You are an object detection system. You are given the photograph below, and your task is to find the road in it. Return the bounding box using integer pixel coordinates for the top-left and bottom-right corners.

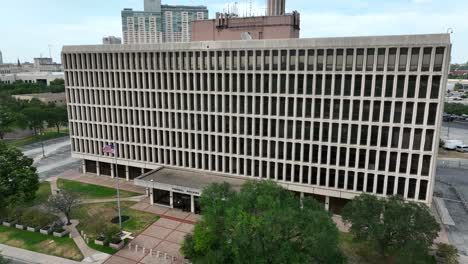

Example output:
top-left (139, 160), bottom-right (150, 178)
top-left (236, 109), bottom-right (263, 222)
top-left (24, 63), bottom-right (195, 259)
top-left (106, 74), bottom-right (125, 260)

top-left (19, 136), bottom-right (80, 180)
top-left (441, 121), bottom-right (468, 143)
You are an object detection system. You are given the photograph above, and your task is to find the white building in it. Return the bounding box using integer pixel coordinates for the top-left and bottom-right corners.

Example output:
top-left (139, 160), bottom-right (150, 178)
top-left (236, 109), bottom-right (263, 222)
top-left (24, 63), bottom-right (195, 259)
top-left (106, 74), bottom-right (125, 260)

top-left (62, 34), bottom-right (451, 213)
top-left (0, 51), bottom-right (3, 65)
top-left (0, 72), bottom-right (64, 85)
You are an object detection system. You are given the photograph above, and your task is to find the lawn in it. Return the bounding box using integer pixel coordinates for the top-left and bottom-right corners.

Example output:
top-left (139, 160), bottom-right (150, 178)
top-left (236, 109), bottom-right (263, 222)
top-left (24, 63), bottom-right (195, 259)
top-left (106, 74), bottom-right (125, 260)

top-left (72, 201), bottom-right (159, 254)
top-left (0, 225), bottom-right (83, 261)
top-left (7, 129), bottom-right (69, 148)
top-left (338, 233), bottom-right (436, 264)
top-left (57, 179), bottom-right (140, 199)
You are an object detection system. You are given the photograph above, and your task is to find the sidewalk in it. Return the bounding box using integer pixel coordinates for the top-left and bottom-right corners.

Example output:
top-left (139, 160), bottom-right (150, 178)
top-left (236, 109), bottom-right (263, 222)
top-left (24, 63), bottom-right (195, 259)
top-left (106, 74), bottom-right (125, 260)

top-left (0, 243), bottom-right (81, 264)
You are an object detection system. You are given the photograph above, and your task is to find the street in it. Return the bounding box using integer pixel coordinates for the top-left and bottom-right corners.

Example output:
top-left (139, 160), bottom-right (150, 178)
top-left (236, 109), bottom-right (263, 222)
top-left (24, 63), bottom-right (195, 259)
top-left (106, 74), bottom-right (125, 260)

top-left (19, 136), bottom-right (80, 180)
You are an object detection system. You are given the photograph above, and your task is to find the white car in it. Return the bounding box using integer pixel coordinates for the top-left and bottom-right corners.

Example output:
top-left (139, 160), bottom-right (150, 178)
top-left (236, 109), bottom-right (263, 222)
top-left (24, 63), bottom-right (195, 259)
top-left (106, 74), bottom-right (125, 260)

top-left (456, 145), bottom-right (468, 153)
top-left (444, 140), bottom-right (464, 150)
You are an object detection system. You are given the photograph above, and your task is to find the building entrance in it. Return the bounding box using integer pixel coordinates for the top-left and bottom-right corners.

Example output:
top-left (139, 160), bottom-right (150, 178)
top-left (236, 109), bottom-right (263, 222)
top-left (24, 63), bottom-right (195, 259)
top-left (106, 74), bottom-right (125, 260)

top-left (153, 189), bottom-right (170, 206)
top-left (173, 192), bottom-right (191, 212)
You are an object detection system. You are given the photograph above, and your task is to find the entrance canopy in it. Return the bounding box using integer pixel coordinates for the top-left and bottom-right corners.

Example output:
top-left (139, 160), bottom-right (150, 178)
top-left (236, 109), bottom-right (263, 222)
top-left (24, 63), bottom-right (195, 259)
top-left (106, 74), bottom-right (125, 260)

top-left (135, 167), bottom-right (246, 196)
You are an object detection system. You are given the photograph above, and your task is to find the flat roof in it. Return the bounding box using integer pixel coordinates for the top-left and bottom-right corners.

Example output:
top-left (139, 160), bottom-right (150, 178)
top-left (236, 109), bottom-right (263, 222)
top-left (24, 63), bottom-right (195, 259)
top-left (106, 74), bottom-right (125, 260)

top-left (63, 33), bottom-right (451, 53)
top-left (137, 167), bottom-right (245, 192)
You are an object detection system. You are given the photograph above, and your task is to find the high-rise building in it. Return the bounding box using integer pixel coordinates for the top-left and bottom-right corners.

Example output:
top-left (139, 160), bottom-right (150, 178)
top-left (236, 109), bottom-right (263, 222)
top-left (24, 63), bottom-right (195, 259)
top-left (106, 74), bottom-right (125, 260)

top-left (62, 34), bottom-right (451, 214)
top-left (0, 51), bottom-right (3, 65)
top-left (267, 0), bottom-right (286, 16)
top-left (103, 36), bottom-right (122, 45)
top-left (121, 0), bottom-right (208, 44)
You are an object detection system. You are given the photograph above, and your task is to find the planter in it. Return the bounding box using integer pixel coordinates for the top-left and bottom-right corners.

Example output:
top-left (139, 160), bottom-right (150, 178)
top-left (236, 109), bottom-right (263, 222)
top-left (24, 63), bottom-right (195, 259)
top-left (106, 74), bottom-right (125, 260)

top-left (2, 220), bottom-right (17, 227)
top-left (40, 225), bottom-right (53, 235)
top-left (109, 240), bottom-right (124, 250)
top-left (53, 230), bottom-right (70, 237)
top-left (27, 226), bottom-right (40, 232)
top-left (94, 239), bottom-right (106, 246)
top-left (15, 224), bottom-right (25, 230)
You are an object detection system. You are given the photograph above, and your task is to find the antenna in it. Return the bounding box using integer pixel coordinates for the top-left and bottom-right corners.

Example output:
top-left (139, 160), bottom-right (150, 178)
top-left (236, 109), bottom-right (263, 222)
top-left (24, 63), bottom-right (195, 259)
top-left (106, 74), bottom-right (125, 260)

top-left (249, 0), bottom-right (252, 16)
top-left (48, 44), bottom-right (52, 59)
top-left (447, 28), bottom-right (454, 34)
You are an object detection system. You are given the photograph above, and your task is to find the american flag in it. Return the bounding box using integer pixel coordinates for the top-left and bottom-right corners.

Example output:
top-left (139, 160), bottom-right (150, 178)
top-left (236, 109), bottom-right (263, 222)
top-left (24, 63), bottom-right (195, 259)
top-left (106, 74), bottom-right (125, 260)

top-left (103, 144), bottom-right (116, 155)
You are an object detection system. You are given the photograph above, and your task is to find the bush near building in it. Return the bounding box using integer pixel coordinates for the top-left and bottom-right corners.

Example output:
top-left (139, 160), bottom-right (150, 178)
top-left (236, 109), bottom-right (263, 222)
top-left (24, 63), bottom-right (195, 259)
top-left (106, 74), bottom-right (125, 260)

top-left (182, 181), bottom-right (346, 264)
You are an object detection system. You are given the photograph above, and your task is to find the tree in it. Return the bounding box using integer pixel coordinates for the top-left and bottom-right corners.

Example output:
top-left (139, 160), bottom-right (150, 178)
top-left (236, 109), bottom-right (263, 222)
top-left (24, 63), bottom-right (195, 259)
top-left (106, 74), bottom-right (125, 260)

top-left (342, 194), bottom-right (439, 262)
top-left (453, 82), bottom-right (463, 91)
top-left (0, 108), bottom-right (18, 140)
top-left (182, 181), bottom-right (346, 264)
top-left (47, 190), bottom-right (80, 225)
top-left (21, 99), bottom-right (48, 135)
top-left (0, 141), bottom-right (39, 208)
top-left (46, 104), bottom-right (68, 134)
top-left (0, 254), bottom-right (10, 264)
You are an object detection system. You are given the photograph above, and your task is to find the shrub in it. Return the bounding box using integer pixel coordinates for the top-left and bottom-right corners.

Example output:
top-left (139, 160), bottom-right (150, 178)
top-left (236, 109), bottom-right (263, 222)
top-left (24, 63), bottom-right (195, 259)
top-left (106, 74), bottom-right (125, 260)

top-left (436, 243), bottom-right (459, 264)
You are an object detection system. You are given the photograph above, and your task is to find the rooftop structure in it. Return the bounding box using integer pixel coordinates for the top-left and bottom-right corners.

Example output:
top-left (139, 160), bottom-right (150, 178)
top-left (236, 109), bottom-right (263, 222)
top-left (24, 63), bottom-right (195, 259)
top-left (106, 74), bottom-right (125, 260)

top-left (0, 72), bottom-right (64, 85)
top-left (191, 11), bottom-right (300, 41)
top-left (63, 34), bottom-right (451, 214)
top-left (267, 0), bottom-right (286, 16)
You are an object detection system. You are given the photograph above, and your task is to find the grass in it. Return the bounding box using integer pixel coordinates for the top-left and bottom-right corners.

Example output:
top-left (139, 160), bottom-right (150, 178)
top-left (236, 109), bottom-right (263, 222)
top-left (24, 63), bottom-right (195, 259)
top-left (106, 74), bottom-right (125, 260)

top-left (7, 128), bottom-right (69, 148)
top-left (87, 240), bottom-right (118, 255)
top-left (339, 233), bottom-right (436, 264)
top-left (72, 201), bottom-right (159, 239)
top-left (71, 201), bottom-right (159, 254)
top-left (57, 179), bottom-right (140, 199)
top-left (0, 225), bottom-right (83, 261)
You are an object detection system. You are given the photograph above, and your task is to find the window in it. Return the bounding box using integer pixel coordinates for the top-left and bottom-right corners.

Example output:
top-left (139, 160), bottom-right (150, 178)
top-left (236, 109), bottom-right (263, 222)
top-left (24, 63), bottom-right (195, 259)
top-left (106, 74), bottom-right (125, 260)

top-left (422, 47), bottom-right (432, 71)
top-left (377, 48), bottom-right (385, 71)
top-left (356, 49), bottom-right (364, 71)
top-left (336, 49), bottom-right (344, 71)
top-left (307, 50), bottom-right (314, 71)
top-left (388, 48), bottom-right (397, 71)
top-left (410, 48), bottom-right (420, 71)
top-left (366, 48), bottom-right (375, 71)
top-left (317, 50), bottom-right (324, 71)
top-left (326, 49), bottom-right (334, 71)
top-left (399, 48), bottom-right (408, 71)
top-left (434, 47), bottom-right (445, 71)
top-left (345, 49), bottom-right (354, 71)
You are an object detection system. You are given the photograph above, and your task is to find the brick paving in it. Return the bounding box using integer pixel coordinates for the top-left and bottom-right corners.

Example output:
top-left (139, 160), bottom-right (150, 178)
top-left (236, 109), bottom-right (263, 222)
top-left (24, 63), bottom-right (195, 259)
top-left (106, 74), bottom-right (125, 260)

top-left (105, 217), bottom-right (194, 264)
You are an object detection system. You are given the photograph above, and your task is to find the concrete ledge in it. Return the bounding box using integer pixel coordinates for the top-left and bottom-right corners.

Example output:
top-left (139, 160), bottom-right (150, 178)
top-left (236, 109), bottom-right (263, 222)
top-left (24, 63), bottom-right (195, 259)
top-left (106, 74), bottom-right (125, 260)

top-left (434, 197), bottom-right (455, 226)
top-left (0, 243), bottom-right (81, 264)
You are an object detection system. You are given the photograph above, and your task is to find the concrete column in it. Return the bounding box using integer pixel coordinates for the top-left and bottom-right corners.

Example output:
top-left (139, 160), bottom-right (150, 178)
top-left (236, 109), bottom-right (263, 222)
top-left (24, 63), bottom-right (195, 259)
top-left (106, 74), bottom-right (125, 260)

top-left (126, 166), bottom-right (130, 181)
top-left (170, 191), bottom-right (174, 208)
top-left (81, 160), bottom-right (86, 174)
top-left (110, 163), bottom-right (115, 178)
top-left (96, 161), bottom-right (100, 176)
top-left (150, 188), bottom-right (154, 205)
top-left (190, 195), bottom-right (195, 213)
top-left (325, 196), bottom-right (330, 211)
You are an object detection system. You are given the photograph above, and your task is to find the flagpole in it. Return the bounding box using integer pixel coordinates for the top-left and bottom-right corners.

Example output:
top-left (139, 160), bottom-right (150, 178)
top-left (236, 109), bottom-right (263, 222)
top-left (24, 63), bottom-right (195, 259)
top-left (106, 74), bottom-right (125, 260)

top-left (113, 143), bottom-right (123, 230)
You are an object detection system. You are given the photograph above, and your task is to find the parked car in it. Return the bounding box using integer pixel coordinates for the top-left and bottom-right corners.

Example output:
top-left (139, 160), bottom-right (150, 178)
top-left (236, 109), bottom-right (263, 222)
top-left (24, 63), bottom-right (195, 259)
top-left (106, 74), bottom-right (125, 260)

top-left (444, 140), bottom-right (464, 150)
top-left (456, 145), bottom-right (468, 153)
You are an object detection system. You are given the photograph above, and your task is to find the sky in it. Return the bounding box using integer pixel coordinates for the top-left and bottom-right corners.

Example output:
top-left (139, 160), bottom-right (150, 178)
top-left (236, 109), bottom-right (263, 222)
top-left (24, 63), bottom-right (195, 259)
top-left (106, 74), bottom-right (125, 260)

top-left (0, 0), bottom-right (467, 64)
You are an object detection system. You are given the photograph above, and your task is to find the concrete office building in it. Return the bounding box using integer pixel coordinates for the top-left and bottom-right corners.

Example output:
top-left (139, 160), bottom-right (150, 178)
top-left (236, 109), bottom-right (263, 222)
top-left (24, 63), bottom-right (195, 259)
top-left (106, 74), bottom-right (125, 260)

top-left (191, 11), bottom-right (300, 42)
top-left (267, 0), bottom-right (286, 16)
top-left (63, 34), bottom-right (451, 213)
top-left (122, 0), bottom-right (208, 44)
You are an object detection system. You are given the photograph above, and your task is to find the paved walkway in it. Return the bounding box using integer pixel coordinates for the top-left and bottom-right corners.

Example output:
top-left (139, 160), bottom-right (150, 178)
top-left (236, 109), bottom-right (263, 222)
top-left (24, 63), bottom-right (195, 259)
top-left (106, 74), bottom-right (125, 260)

top-left (105, 218), bottom-right (194, 264)
top-left (0, 243), bottom-right (81, 264)
top-left (130, 198), bottom-right (201, 224)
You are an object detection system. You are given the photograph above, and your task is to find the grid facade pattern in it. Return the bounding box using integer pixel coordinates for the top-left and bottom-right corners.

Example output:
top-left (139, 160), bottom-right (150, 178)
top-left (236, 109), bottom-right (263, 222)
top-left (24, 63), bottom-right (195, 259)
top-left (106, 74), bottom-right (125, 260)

top-left (62, 36), bottom-right (451, 203)
top-left (122, 6), bottom-right (208, 44)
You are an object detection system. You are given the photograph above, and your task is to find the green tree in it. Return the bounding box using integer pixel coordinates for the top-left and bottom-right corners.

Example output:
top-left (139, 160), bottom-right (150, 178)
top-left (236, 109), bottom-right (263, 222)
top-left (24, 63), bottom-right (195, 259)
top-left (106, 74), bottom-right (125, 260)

top-left (454, 83), bottom-right (463, 91)
top-left (0, 254), bottom-right (10, 264)
top-left (46, 104), bottom-right (68, 133)
top-left (0, 141), bottom-right (39, 208)
top-left (182, 181), bottom-right (346, 264)
top-left (0, 108), bottom-right (18, 139)
top-left (342, 194), bottom-right (439, 262)
top-left (21, 99), bottom-right (48, 135)
top-left (445, 103), bottom-right (468, 115)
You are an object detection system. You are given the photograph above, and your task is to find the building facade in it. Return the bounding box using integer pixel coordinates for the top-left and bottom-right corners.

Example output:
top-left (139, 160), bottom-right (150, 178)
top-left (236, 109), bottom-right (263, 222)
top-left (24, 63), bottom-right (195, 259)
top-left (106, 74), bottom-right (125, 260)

top-left (267, 0), bottom-right (286, 16)
top-left (62, 34), bottom-right (451, 213)
top-left (121, 3), bottom-right (208, 44)
top-left (0, 51), bottom-right (3, 65)
top-left (191, 12), bottom-right (300, 42)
